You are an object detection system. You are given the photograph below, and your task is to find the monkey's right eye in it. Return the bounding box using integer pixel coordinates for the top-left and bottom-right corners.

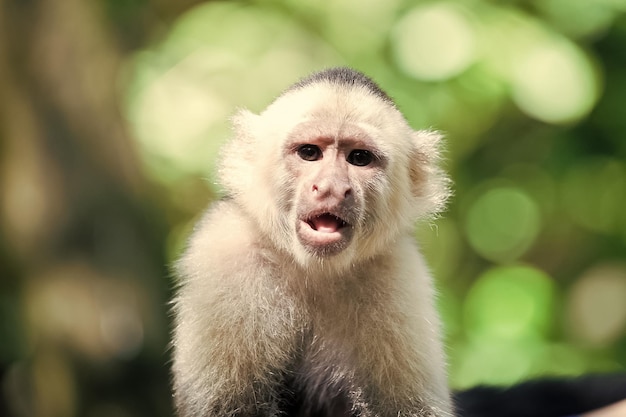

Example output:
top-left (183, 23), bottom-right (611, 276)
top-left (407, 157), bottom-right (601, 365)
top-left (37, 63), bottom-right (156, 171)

top-left (297, 145), bottom-right (322, 161)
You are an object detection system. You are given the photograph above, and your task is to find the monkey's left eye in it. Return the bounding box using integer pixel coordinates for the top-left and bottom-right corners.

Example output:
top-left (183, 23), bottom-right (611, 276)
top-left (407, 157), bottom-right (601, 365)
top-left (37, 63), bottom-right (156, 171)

top-left (347, 150), bottom-right (373, 166)
top-left (297, 145), bottom-right (322, 161)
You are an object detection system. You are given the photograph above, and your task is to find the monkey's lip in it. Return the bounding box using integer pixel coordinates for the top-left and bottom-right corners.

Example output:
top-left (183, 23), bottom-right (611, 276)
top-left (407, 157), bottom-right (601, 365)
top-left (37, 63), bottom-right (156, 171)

top-left (298, 212), bottom-right (351, 248)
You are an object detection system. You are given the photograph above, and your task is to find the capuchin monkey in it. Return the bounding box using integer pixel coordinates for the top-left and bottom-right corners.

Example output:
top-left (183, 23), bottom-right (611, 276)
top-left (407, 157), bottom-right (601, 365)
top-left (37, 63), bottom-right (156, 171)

top-left (171, 67), bottom-right (626, 417)
top-left (172, 67), bottom-right (452, 417)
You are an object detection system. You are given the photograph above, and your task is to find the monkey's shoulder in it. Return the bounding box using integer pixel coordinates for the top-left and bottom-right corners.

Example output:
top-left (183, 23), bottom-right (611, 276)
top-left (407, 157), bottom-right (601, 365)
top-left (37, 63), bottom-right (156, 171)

top-left (201, 199), bottom-right (263, 242)
top-left (176, 200), bottom-right (268, 280)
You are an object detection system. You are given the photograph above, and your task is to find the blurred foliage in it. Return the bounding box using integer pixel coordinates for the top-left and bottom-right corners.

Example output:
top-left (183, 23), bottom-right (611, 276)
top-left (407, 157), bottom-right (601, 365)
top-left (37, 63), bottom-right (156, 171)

top-left (1, 0), bottom-right (625, 416)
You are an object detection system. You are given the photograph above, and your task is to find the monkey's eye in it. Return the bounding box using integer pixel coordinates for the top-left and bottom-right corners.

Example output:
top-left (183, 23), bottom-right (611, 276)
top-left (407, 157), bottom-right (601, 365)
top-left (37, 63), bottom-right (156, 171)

top-left (347, 149), bottom-right (373, 167)
top-left (297, 144), bottom-right (322, 161)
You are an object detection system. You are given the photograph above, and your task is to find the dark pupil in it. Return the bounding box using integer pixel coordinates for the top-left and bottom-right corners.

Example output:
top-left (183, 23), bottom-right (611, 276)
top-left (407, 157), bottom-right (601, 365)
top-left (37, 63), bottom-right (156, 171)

top-left (297, 145), bottom-right (320, 161)
top-left (348, 150), bottom-right (372, 166)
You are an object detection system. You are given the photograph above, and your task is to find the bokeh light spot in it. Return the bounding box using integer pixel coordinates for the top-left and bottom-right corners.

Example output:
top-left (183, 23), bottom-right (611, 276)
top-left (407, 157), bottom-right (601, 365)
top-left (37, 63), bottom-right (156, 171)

top-left (465, 186), bottom-right (541, 262)
top-left (567, 264), bottom-right (626, 347)
top-left (511, 39), bottom-right (598, 124)
top-left (452, 339), bottom-right (539, 388)
top-left (392, 3), bottom-right (476, 81)
top-left (464, 265), bottom-right (555, 341)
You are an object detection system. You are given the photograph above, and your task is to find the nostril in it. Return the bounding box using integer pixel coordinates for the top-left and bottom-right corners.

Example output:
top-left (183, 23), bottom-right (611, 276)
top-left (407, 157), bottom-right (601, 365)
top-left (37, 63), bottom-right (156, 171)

top-left (312, 184), bottom-right (318, 193)
top-left (344, 189), bottom-right (352, 198)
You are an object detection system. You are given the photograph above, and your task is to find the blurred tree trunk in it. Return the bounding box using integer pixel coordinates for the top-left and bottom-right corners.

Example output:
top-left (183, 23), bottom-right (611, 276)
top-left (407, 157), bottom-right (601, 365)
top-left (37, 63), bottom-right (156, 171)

top-left (0, 0), bottom-right (206, 416)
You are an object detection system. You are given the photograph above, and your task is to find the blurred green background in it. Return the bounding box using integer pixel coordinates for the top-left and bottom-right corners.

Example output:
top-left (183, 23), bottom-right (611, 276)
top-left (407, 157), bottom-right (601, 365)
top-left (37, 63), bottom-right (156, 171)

top-left (1, 0), bottom-right (625, 416)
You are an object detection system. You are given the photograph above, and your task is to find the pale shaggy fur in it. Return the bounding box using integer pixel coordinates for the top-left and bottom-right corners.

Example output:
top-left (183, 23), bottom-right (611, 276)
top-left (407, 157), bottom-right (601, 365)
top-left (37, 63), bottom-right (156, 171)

top-left (172, 68), bottom-right (453, 417)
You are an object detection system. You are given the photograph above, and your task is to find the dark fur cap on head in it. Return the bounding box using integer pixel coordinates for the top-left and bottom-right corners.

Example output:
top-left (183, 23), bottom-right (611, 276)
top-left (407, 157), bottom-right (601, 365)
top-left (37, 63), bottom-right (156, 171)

top-left (287, 67), bottom-right (395, 105)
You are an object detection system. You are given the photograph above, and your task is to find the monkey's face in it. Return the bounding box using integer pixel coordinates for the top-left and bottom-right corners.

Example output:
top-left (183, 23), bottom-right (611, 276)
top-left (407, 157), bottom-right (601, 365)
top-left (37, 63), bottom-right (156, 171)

top-left (218, 82), bottom-right (449, 269)
top-left (283, 119), bottom-right (388, 258)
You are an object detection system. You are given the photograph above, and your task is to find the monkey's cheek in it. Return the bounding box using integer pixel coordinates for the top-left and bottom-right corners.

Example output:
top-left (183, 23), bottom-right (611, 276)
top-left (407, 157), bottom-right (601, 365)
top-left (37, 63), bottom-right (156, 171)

top-left (296, 221), bottom-right (353, 256)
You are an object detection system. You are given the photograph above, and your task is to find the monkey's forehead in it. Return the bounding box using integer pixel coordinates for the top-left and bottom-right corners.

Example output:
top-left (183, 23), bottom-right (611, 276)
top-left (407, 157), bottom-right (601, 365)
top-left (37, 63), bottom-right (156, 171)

top-left (262, 81), bottom-right (405, 131)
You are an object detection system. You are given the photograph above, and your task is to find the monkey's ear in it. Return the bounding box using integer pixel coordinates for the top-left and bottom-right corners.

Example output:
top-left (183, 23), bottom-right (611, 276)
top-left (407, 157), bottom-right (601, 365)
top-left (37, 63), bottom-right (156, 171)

top-left (217, 109), bottom-right (262, 196)
top-left (409, 130), bottom-right (451, 218)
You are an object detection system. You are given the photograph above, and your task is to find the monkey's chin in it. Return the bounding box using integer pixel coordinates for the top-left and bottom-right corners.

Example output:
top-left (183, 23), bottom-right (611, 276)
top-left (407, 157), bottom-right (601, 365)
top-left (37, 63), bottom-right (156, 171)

top-left (296, 220), bottom-right (353, 257)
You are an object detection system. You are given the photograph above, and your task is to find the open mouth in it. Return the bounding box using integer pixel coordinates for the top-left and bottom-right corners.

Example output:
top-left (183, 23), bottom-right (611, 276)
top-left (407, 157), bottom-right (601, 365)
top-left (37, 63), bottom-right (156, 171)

top-left (297, 212), bottom-right (353, 254)
top-left (306, 213), bottom-right (348, 233)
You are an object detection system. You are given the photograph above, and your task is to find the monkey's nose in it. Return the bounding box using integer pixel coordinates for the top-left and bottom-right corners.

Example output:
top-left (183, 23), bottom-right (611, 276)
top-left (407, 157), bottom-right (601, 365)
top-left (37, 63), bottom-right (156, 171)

top-left (312, 183), bottom-right (351, 202)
